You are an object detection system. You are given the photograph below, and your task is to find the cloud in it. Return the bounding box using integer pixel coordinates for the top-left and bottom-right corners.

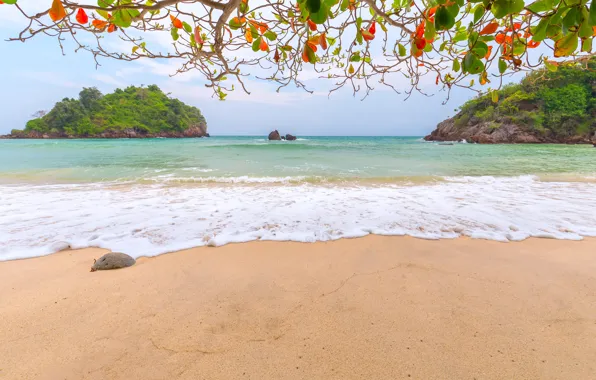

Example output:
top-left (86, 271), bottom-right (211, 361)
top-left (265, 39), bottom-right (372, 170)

top-left (92, 73), bottom-right (122, 86)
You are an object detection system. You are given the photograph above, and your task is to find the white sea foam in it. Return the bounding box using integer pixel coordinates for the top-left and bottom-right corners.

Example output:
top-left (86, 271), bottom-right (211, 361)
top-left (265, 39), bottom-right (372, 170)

top-left (1, 176), bottom-right (596, 261)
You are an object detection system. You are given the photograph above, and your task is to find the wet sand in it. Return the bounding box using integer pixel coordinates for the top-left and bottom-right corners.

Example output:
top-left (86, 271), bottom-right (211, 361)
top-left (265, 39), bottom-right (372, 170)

top-left (1, 236), bottom-right (596, 379)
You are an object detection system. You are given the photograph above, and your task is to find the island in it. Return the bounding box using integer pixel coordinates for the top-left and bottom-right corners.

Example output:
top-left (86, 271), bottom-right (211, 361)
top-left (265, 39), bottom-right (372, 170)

top-left (425, 57), bottom-right (595, 144)
top-left (3, 85), bottom-right (209, 139)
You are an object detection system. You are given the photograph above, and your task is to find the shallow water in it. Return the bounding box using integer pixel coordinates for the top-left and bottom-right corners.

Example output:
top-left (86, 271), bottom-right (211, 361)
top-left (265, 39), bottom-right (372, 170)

top-left (1, 137), bottom-right (595, 260)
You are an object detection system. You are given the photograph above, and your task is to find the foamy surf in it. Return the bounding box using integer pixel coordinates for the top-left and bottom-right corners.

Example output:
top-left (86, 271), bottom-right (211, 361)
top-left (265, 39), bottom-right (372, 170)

top-left (1, 175), bottom-right (596, 261)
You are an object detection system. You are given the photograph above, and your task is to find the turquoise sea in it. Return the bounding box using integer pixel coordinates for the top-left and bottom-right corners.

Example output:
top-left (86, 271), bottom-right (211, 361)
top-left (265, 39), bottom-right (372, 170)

top-left (1, 136), bottom-right (596, 183)
top-left (1, 137), bottom-right (596, 261)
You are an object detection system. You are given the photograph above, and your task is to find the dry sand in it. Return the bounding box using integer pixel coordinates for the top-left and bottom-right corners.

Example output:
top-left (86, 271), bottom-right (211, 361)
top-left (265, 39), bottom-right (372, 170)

top-left (1, 236), bottom-right (596, 380)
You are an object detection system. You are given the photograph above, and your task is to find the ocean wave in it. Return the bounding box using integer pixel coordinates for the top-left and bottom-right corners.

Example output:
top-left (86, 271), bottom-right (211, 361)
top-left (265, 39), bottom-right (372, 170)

top-left (2, 175), bottom-right (596, 261)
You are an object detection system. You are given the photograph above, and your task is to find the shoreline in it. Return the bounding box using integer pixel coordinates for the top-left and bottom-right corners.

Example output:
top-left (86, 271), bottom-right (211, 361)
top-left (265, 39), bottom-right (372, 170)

top-left (2, 235), bottom-right (596, 379)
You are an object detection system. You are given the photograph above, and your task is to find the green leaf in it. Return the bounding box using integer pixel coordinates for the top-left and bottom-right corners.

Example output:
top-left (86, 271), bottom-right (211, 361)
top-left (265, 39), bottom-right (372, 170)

top-left (491, 91), bottom-right (499, 103)
top-left (229, 17), bottom-right (243, 30)
top-left (435, 6), bottom-right (456, 30)
top-left (424, 20), bottom-right (436, 41)
top-left (132, 45), bottom-right (139, 54)
top-left (435, 6), bottom-right (455, 30)
top-left (239, 1), bottom-right (249, 13)
top-left (2, 0), bottom-right (18, 4)
top-left (591, 0), bottom-right (596, 25)
top-left (98, 0), bottom-right (115, 7)
top-left (306, 0), bottom-right (321, 13)
top-left (562, 8), bottom-right (579, 30)
top-left (581, 37), bottom-right (593, 52)
top-left (340, 0), bottom-right (349, 11)
top-left (544, 59), bottom-right (558, 72)
top-left (532, 17), bottom-right (550, 42)
top-left (471, 41), bottom-right (488, 58)
top-left (398, 43), bottom-right (406, 56)
top-left (453, 58), bottom-right (461, 72)
top-left (356, 17), bottom-right (363, 30)
top-left (498, 58), bottom-right (507, 74)
top-left (170, 27), bottom-right (179, 41)
top-left (182, 22), bottom-right (192, 33)
top-left (578, 8), bottom-right (592, 38)
top-left (113, 10), bottom-right (132, 28)
top-left (97, 9), bottom-right (110, 19)
top-left (549, 6), bottom-right (568, 25)
top-left (463, 52), bottom-right (485, 74)
top-left (356, 30), bottom-right (363, 44)
top-left (309, 5), bottom-right (328, 24)
top-left (252, 37), bottom-right (261, 52)
top-left (491, 0), bottom-right (524, 19)
top-left (350, 52), bottom-right (361, 62)
top-left (264, 30), bottom-right (277, 41)
top-left (554, 32), bottom-right (578, 57)
top-left (526, 0), bottom-right (552, 13)
top-left (512, 40), bottom-right (526, 55)
top-left (473, 5), bottom-right (485, 24)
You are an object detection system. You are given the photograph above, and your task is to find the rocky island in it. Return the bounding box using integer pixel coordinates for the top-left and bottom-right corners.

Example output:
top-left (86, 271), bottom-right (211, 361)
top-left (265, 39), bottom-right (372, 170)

top-left (2, 85), bottom-right (209, 139)
top-left (425, 57), bottom-right (595, 144)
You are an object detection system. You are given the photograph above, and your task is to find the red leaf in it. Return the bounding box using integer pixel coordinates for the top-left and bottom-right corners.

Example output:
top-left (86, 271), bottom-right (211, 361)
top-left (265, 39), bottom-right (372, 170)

top-left (368, 21), bottom-right (376, 35)
top-left (479, 22), bottom-right (499, 35)
top-left (415, 23), bottom-right (424, 39)
top-left (415, 37), bottom-right (426, 50)
top-left (435, 74), bottom-right (440, 85)
top-left (362, 29), bottom-right (375, 41)
top-left (307, 19), bottom-right (317, 31)
top-left (495, 33), bottom-right (506, 44)
top-left (49, 0), bottom-right (66, 22)
top-left (274, 49), bottom-right (280, 63)
top-left (170, 15), bottom-right (183, 29)
top-left (76, 8), bottom-right (88, 24)
top-left (306, 41), bottom-right (317, 52)
top-left (513, 22), bottom-right (521, 30)
top-left (108, 23), bottom-right (116, 33)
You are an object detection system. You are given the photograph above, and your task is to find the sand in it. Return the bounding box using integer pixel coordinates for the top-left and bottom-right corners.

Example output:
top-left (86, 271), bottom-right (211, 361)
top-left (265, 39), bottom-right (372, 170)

top-left (1, 236), bottom-right (596, 380)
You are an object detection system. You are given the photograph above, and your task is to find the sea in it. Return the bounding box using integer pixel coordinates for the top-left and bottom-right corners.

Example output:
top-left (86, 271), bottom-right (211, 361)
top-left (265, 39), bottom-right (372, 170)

top-left (1, 136), bottom-right (596, 261)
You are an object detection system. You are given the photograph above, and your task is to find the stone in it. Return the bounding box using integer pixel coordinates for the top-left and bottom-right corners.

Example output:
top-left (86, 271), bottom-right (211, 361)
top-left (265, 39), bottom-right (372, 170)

top-left (268, 130), bottom-right (281, 140)
top-left (285, 134), bottom-right (297, 141)
top-left (91, 252), bottom-right (136, 272)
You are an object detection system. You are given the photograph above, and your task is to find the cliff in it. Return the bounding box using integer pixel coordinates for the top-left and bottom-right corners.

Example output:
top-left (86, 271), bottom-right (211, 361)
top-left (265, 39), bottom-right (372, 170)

top-left (4, 85), bottom-right (208, 139)
top-left (425, 57), bottom-right (596, 144)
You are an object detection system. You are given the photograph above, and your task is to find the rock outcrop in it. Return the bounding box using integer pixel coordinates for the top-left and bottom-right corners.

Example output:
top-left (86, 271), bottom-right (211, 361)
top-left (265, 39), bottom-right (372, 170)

top-left (285, 134), bottom-right (297, 141)
top-left (90, 252), bottom-right (136, 272)
top-left (268, 130), bottom-right (282, 140)
top-left (425, 117), bottom-right (594, 144)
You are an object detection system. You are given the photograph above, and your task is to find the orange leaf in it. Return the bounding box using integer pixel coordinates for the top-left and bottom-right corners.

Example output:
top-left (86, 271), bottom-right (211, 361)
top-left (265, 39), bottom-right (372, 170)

top-left (513, 22), bottom-right (521, 30)
top-left (49, 0), bottom-right (67, 22)
top-left (307, 19), bottom-right (317, 31)
top-left (245, 29), bottom-right (253, 43)
top-left (479, 22), bottom-right (499, 36)
top-left (0, 1), bottom-right (4, 4)
top-left (259, 37), bottom-right (268, 52)
top-left (484, 45), bottom-right (492, 59)
top-left (527, 40), bottom-right (540, 48)
top-left (92, 19), bottom-right (108, 29)
top-left (170, 15), bottom-right (183, 29)
top-left (108, 23), bottom-right (116, 33)
top-left (435, 74), bottom-right (440, 85)
top-left (368, 21), bottom-right (376, 35)
top-left (427, 6), bottom-right (437, 17)
top-left (306, 41), bottom-right (318, 52)
top-left (593, 26), bottom-right (596, 37)
top-left (249, 19), bottom-right (267, 33)
top-left (274, 49), bottom-right (280, 63)
top-left (302, 48), bottom-right (309, 63)
top-left (495, 33), bottom-right (506, 44)
top-left (75, 8), bottom-right (88, 24)
top-left (319, 33), bottom-right (327, 50)
top-left (362, 29), bottom-right (375, 41)
top-left (415, 23), bottom-right (424, 39)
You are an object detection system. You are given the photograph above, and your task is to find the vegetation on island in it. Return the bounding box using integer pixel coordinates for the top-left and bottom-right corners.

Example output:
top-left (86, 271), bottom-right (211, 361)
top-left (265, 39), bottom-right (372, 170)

top-left (424, 56), bottom-right (595, 143)
top-left (454, 56), bottom-right (595, 138)
top-left (3, 0), bottom-right (596, 100)
top-left (10, 85), bottom-right (207, 138)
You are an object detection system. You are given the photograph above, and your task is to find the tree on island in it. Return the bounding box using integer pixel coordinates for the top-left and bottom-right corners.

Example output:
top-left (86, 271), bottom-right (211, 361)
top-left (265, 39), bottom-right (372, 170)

top-left (3, 0), bottom-right (596, 100)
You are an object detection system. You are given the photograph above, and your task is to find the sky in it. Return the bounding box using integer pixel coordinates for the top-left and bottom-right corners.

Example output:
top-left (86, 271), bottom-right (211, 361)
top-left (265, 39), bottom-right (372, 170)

top-left (0, 1), bottom-right (523, 137)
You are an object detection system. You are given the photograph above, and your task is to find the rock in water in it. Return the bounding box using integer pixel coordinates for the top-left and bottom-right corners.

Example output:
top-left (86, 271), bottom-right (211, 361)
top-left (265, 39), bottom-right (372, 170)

top-left (268, 130), bottom-right (281, 140)
top-left (285, 134), bottom-right (297, 141)
top-left (91, 252), bottom-right (136, 272)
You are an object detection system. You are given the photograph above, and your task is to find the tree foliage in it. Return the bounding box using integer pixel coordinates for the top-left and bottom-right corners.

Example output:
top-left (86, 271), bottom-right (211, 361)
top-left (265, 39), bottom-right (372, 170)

top-left (455, 56), bottom-right (596, 136)
top-left (4, 0), bottom-right (596, 99)
top-left (18, 86), bottom-right (206, 136)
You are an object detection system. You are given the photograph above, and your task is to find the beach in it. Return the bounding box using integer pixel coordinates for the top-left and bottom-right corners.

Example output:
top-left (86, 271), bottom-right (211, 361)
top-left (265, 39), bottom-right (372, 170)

top-left (2, 236), bottom-right (596, 379)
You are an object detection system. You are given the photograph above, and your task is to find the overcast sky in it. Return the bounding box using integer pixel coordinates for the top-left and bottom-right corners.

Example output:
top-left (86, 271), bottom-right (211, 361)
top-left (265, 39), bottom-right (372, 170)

top-left (0, 2), bottom-right (523, 137)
